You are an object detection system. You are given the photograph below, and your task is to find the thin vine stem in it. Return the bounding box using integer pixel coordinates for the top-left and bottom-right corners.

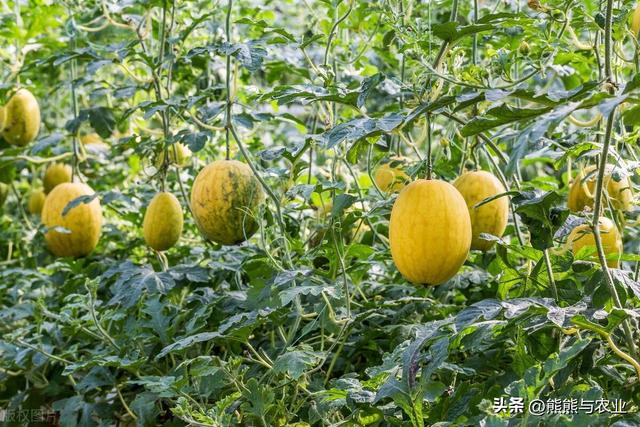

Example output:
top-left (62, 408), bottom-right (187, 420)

top-left (68, 12), bottom-right (80, 181)
top-left (224, 0), bottom-right (233, 160)
top-left (591, 110), bottom-right (638, 359)
top-left (323, 1), bottom-right (354, 68)
top-left (543, 249), bottom-right (558, 301)
top-left (431, 0), bottom-right (458, 70)
top-left (587, 0), bottom-right (638, 360)
top-left (426, 114), bottom-right (432, 179)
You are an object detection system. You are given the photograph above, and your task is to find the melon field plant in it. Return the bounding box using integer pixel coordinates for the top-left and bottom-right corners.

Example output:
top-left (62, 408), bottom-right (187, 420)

top-left (3, 0), bottom-right (640, 425)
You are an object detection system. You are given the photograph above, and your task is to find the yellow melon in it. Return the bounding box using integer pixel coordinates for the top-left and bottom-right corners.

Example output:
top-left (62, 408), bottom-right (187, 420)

top-left (374, 157), bottom-right (410, 193)
top-left (569, 217), bottom-right (622, 268)
top-left (28, 189), bottom-right (46, 215)
top-left (454, 170), bottom-right (509, 251)
top-left (190, 160), bottom-right (264, 245)
top-left (1, 89), bottom-right (40, 146)
top-left (41, 183), bottom-right (102, 257)
top-left (143, 192), bottom-right (183, 251)
top-left (568, 165), bottom-right (632, 212)
top-left (44, 163), bottom-right (73, 194)
top-left (390, 179), bottom-right (472, 285)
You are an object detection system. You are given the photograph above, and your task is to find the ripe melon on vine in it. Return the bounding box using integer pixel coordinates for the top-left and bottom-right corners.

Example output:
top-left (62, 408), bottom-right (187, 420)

top-left (1, 88), bottom-right (41, 146)
top-left (44, 163), bottom-right (73, 194)
top-left (373, 157), bottom-right (410, 193)
top-left (454, 170), bottom-right (509, 251)
top-left (190, 160), bottom-right (264, 245)
top-left (41, 183), bottom-right (102, 257)
top-left (143, 192), bottom-right (183, 251)
top-left (389, 179), bottom-right (471, 285)
top-left (568, 165), bottom-right (632, 212)
top-left (28, 189), bottom-right (46, 215)
top-left (568, 217), bottom-right (622, 268)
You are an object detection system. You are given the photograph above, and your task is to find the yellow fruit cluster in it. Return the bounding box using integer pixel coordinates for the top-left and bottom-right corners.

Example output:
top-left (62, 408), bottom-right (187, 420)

top-left (0, 89), bottom-right (104, 258)
top-left (387, 166), bottom-right (509, 285)
top-left (565, 164), bottom-right (630, 268)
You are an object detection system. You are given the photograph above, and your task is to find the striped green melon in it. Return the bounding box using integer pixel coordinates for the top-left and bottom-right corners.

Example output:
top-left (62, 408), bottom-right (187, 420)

top-left (190, 160), bottom-right (264, 245)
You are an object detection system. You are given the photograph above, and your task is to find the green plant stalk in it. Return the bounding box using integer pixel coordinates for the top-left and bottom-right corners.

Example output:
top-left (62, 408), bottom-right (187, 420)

top-left (478, 146), bottom-right (526, 246)
top-left (116, 384), bottom-right (138, 421)
top-left (225, 0), bottom-right (232, 160)
top-left (323, 1), bottom-right (354, 68)
top-left (603, 0), bottom-right (614, 80)
top-left (13, 1), bottom-right (21, 85)
top-left (397, 0), bottom-right (406, 156)
top-left (69, 36), bottom-right (80, 181)
top-left (229, 120), bottom-right (291, 267)
top-left (432, 0), bottom-right (458, 70)
top-left (605, 333), bottom-right (640, 380)
top-left (14, 338), bottom-right (72, 365)
top-left (425, 115), bottom-right (432, 179)
top-left (590, 0), bottom-right (638, 360)
top-left (592, 111), bottom-right (637, 359)
top-left (366, 144), bottom-right (385, 198)
top-left (10, 183), bottom-right (33, 231)
top-left (342, 157), bottom-right (388, 248)
top-left (543, 249), bottom-right (558, 301)
top-left (85, 282), bottom-right (121, 352)
top-left (330, 223), bottom-right (351, 318)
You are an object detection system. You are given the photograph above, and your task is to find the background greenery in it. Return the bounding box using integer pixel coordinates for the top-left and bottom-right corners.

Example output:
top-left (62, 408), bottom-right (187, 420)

top-left (2, 0), bottom-right (640, 425)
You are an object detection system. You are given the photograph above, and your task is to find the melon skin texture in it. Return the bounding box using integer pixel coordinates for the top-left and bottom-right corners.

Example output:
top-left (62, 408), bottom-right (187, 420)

top-left (28, 189), bottom-right (46, 215)
top-left (374, 157), bottom-right (410, 193)
top-left (389, 179), bottom-right (472, 285)
top-left (44, 163), bottom-right (73, 194)
top-left (1, 89), bottom-right (41, 146)
top-left (190, 160), bottom-right (264, 245)
top-left (143, 192), bottom-right (184, 251)
top-left (42, 183), bottom-right (102, 257)
top-left (454, 170), bottom-right (509, 251)
top-left (569, 217), bottom-right (622, 268)
top-left (568, 165), bottom-right (632, 212)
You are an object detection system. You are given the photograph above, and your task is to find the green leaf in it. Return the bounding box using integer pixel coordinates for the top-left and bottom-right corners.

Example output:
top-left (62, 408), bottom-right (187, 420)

top-left (512, 190), bottom-right (569, 250)
top-left (432, 22), bottom-right (496, 42)
top-left (272, 345), bottom-right (324, 379)
top-left (241, 378), bottom-right (275, 420)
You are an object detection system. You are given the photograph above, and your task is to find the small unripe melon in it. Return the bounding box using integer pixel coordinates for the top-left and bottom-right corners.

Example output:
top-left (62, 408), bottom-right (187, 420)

top-left (0, 183), bottom-right (8, 208)
top-left (28, 189), bottom-right (46, 215)
top-left (154, 143), bottom-right (192, 169)
top-left (143, 192), bottom-right (183, 251)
